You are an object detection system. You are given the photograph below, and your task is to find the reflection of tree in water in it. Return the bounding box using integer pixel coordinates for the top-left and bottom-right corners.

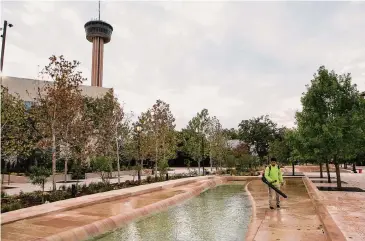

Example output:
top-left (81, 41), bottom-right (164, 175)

top-left (96, 185), bottom-right (251, 241)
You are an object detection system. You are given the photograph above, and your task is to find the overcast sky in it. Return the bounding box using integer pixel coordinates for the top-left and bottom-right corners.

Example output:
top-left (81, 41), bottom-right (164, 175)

top-left (2, 1), bottom-right (365, 130)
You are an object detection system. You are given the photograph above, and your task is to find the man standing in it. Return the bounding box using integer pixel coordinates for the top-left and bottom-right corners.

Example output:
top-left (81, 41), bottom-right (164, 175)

top-left (264, 157), bottom-right (284, 209)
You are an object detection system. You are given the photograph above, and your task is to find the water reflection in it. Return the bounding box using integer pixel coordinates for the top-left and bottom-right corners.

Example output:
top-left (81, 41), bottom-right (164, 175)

top-left (96, 185), bottom-right (252, 241)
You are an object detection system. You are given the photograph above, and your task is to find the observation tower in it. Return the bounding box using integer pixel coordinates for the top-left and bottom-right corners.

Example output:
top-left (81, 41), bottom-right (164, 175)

top-left (84, 2), bottom-right (113, 87)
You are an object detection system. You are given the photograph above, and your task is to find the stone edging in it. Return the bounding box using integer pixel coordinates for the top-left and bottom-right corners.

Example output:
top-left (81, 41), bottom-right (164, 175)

top-left (1, 176), bottom-right (209, 225)
top-left (36, 177), bottom-right (227, 241)
top-left (303, 176), bottom-right (347, 241)
top-left (243, 180), bottom-right (261, 241)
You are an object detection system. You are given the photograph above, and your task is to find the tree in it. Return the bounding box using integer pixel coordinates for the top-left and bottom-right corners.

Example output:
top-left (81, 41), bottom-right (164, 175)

top-left (269, 127), bottom-right (292, 162)
top-left (238, 115), bottom-right (277, 164)
top-left (207, 117), bottom-right (231, 171)
top-left (91, 156), bottom-right (112, 184)
top-left (222, 128), bottom-right (239, 140)
top-left (297, 66), bottom-right (363, 188)
top-left (1, 86), bottom-right (34, 184)
top-left (27, 166), bottom-right (51, 203)
top-left (85, 90), bottom-right (123, 158)
top-left (32, 55), bottom-right (85, 190)
top-left (184, 109), bottom-right (211, 175)
top-left (149, 100), bottom-right (177, 177)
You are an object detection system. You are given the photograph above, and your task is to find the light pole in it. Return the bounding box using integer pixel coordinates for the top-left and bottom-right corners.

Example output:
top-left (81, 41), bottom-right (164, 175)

top-left (136, 125), bottom-right (142, 183)
top-left (201, 128), bottom-right (205, 176)
top-left (1, 20), bottom-right (13, 74)
top-left (150, 111), bottom-right (157, 176)
top-left (196, 125), bottom-right (205, 176)
top-left (115, 121), bottom-right (121, 185)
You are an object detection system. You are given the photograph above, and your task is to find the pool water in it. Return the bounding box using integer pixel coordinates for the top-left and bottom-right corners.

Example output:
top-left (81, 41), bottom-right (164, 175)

top-left (95, 184), bottom-right (252, 241)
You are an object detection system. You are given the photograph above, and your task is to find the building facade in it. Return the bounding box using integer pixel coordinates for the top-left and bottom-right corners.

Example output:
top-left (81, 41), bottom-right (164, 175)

top-left (2, 76), bottom-right (111, 108)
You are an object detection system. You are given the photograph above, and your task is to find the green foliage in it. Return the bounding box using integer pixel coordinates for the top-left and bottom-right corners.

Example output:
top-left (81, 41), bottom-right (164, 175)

top-left (269, 128), bottom-right (293, 164)
top-left (238, 115), bottom-right (278, 160)
top-left (1, 86), bottom-right (34, 160)
top-left (26, 166), bottom-right (51, 203)
top-left (91, 156), bottom-right (113, 183)
top-left (27, 166), bottom-right (51, 191)
top-left (296, 66), bottom-right (364, 187)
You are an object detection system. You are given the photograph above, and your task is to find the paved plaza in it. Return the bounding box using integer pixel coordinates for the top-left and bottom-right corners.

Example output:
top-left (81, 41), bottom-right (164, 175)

top-left (1, 168), bottom-right (197, 196)
top-left (2, 167), bottom-right (365, 241)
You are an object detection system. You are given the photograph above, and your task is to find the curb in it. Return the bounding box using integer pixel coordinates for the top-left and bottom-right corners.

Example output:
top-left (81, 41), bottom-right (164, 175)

top-left (1, 176), bottom-right (209, 225)
top-left (303, 177), bottom-right (347, 241)
top-left (243, 181), bottom-right (260, 241)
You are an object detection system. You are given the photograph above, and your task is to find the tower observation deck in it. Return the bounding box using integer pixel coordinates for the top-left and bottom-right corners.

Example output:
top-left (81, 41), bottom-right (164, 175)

top-left (84, 20), bottom-right (113, 87)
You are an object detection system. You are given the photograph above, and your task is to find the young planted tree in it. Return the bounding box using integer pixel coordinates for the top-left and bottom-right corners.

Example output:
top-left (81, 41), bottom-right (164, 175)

top-left (297, 66), bottom-right (363, 188)
top-left (184, 109), bottom-right (210, 175)
top-left (91, 156), bottom-right (112, 184)
top-left (32, 55), bottom-right (85, 190)
top-left (85, 90), bottom-right (124, 180)
top-left (27, 166), bottom-right (52, 203)
top-left (1, 87), bottom-right (34, 184)
top-left (149, 100), bottom-right (177, 177)
top-left (131, 111), bottom-right (154, 182)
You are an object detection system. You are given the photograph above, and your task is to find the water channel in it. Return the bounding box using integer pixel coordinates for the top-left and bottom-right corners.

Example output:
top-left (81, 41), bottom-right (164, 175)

top-left (95, 184), bottom-right (252, 241)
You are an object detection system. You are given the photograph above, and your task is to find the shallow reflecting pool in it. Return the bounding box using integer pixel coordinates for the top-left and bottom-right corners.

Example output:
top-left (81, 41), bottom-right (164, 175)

top-left (95, 184), bottom-right (252, 241)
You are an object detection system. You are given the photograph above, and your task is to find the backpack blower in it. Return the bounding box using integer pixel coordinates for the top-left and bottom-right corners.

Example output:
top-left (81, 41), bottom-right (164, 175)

top-left (261, 166), bottom-right (288, 198)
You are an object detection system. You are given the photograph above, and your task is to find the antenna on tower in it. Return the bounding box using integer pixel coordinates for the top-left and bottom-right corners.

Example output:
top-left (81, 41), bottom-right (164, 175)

top-left (98, 0), bottom-right (101, 20)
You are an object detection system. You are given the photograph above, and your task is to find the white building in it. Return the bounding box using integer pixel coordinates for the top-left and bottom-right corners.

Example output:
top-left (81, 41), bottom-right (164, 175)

top-left (1, 76), bottom-right (111, 107)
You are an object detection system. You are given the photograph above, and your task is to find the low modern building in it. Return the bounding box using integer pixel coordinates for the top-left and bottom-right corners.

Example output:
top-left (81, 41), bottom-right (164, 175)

top-left (1, 76), bottom-right (111, 108)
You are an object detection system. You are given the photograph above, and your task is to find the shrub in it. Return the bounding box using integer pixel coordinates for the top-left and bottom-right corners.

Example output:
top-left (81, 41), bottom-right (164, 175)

top-left (1, 201), bottom-right (22, 213)
top-left (46, 190), bottom-right (71, 202)
top-left (1, 173), bottom-right (189, 213)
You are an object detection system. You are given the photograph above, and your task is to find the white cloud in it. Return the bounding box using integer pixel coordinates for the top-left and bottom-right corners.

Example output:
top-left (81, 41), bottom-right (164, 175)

top-left (3, 1), bottom-right (365, 130)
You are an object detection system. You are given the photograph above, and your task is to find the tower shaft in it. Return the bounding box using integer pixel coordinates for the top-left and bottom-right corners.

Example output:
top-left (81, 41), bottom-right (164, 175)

top-left (91, 37), bottom-right (104, 87)
top-left (84, 20), bottom-right (112, 87)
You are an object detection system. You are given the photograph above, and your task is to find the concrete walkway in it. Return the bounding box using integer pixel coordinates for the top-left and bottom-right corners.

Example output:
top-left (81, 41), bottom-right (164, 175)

top-left (305, 172), bottom-right (365, 241)
top-left (0, 176), bottom-right (215, 241)
top-left (2, 168), bottom-right (198, 196)
top-left (246, 178), bottom-right (328, 241)
top-left (2, 175), bottom-right (144, 196)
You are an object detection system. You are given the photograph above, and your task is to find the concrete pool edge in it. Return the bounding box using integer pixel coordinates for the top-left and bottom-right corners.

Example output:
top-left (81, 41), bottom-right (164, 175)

top-left (34, 177), bottom-right (228, 241)
top-left (244, 180), bottom-right (260, 241)
top-left (1, 176), bottom-right (210, 225)
top-left (303, 176), bottom-right (347, 241)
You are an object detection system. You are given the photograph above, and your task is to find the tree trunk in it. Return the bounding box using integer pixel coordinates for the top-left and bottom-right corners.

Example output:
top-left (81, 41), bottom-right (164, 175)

top-left (51, 128), bottom-right (57, 191)
top-left (334, 156), bottom-right (341, 188)
top-left (7, 170), bottom-right (10, 185)
top-left (116, 134), bottom-right (121, 185)
top-left (352, 162), bottom-right (357, 173)
top-left (209, 142), bottom-right (213, 172)
top-left (42, 182), bottom-right (45, 204)
top-left (292, 162), bottom-right (295, 176)
top-left (154, 140), bottom-right (158, 178)
top-left (64, 157), bottom-right (68, 183)
top-left (319, 162), bottom-right (323, 178)
top-left (344, 163), bottom-right (347, 169)
top-left (326, 161), bottom-right (331, 183)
